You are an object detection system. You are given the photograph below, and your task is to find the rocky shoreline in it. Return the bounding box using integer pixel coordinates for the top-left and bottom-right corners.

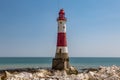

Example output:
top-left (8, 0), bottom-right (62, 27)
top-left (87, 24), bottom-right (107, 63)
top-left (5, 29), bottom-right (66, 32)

top-left (0, 65), bottom-right (120, 80)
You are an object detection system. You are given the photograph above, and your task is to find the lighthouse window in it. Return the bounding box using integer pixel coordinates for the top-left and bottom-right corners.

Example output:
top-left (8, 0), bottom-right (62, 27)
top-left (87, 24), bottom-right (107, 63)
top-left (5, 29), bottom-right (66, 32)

top-left (60, 22), bottom-right (62, 24)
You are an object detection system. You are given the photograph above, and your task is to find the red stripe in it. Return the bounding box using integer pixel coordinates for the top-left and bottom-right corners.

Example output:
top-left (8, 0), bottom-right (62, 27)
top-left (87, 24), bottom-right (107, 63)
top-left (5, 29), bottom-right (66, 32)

top-left (57, 33), bottom-right (67, 46)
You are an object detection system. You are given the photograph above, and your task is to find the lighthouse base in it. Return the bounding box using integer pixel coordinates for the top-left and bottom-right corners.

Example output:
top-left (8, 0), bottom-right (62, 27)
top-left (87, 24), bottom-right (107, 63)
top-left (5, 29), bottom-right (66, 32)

top-left (52, 58), bottom-right (69, 70)
top-left (52, 58), bottom-right (78, 74)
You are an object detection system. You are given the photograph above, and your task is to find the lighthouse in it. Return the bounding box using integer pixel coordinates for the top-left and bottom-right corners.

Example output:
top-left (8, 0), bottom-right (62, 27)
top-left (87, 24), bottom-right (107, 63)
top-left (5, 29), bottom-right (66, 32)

top-left (52, 9), bottom-right (78, 74)
top-left (52, 9), bottom-right (69, 70)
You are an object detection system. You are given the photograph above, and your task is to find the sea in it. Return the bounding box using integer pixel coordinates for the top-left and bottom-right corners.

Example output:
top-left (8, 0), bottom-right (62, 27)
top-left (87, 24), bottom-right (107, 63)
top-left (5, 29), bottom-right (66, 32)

top-left (0, 57), bottom-right (120, 71)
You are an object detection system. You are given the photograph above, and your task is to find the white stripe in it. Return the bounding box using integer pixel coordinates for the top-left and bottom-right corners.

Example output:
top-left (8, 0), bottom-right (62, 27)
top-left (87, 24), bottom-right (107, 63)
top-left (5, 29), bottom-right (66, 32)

top-left (56, 47), bottom-right (68, 53)
top-left (58, 21), bottom-right (66, 33)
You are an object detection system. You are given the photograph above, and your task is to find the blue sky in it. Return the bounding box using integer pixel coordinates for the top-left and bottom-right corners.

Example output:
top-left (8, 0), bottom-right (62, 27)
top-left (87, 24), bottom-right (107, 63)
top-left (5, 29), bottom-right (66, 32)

top-left (0, 0), bottom-right (120, 57)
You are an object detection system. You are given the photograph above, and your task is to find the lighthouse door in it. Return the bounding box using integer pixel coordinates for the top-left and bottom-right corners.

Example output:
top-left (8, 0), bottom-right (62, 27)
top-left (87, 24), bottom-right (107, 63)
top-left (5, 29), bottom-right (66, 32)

top-left (59, 49), bottom-right (62, 53)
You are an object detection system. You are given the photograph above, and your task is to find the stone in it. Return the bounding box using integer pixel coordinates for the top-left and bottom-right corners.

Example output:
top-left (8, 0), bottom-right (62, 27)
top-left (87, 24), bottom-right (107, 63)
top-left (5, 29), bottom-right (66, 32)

top-left (66, 66), bottom-right (78, 75)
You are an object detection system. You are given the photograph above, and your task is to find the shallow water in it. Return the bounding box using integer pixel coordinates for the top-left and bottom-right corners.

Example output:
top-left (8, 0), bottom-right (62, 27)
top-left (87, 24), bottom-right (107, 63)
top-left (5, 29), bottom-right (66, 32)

top-left (0, 57), bottom-right (120, 70)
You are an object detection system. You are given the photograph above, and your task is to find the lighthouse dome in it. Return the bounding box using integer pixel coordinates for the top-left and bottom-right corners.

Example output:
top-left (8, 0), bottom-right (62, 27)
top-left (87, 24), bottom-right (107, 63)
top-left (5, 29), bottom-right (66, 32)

top-left (57, 9), bottom-right (66, 21)
top-left (59, 9), bottom-right (65, 15)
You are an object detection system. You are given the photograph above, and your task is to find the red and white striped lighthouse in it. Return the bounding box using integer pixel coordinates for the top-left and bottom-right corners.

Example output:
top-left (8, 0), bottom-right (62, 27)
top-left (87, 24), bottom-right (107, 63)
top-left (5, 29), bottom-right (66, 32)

top-left (56, 9), bottom-right (68, 55)
top-left (52, 9), bottom-right (78, 74)
top-left (52, 9), bottom-right (69, 70)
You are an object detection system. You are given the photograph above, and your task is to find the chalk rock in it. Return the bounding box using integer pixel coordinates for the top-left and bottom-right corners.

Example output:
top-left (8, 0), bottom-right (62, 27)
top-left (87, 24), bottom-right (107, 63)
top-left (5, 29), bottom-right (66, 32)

top-left (66, 66), bottom-right (78, 75)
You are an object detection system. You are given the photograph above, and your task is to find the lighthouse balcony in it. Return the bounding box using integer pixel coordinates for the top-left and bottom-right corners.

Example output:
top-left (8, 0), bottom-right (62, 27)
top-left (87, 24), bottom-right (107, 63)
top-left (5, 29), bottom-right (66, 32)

top-left (57, 17), bottom-right (67, 21)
